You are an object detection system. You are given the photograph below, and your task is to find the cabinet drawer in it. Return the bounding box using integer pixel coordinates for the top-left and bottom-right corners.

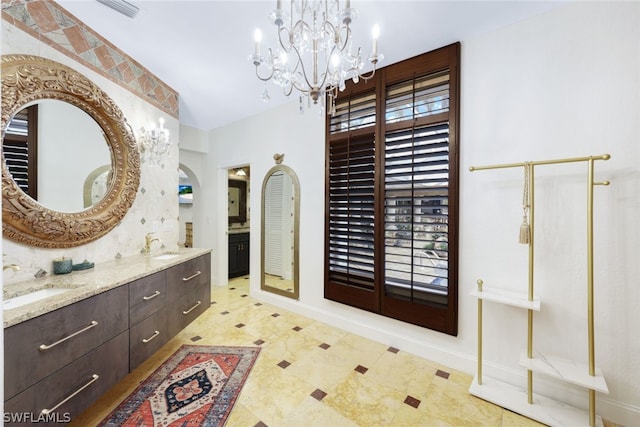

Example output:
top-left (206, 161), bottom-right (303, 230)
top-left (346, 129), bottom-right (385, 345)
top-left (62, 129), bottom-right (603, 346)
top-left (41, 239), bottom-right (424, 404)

top-left (4, 331), bottom-right (129, 426)
top-left (228, 232), bottom-right (249, 244)
top-left (167, 254), bottom-right (211, 301)
top-left (129, 307), bottom-right (169, 371)
top-left (129, 270), bottom-right (167, 325)
top-left (4, 286), bottom-right (128, 400)
top-left (168, 284), bottom-right (211, 337)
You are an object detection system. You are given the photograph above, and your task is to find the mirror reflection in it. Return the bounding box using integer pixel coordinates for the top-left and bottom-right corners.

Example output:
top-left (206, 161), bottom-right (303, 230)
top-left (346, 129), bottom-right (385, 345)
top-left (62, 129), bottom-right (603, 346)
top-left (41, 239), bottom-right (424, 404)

top-left (228, 179), bottom-right (247, 224)
top-left (3, 99), bottom-right (112, 212)
top-left (261, 164), bottom-right (299, 299)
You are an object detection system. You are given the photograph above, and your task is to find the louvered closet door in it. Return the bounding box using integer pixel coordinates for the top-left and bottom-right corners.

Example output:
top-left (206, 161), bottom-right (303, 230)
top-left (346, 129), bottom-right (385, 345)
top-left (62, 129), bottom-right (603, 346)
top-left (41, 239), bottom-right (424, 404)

top-left (264, 172), bottom-right (284, 276)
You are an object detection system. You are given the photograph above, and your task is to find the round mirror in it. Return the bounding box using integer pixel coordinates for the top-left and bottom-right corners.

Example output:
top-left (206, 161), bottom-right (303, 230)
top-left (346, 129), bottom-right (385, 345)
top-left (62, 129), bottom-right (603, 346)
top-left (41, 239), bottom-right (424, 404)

top-left (1, 54), bottom-right (140, 248)
top-left (261, 164), bottom-right (300, 299)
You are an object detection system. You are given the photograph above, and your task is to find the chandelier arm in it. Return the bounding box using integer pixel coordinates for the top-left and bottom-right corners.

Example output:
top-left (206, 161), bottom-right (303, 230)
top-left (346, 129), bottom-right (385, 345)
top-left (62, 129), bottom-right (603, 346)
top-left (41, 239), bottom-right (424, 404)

top-left (254, 48), bottom-right (277, 82)
top-left (289, 43), bottom-right (316, 92)
top-left (277, 25), bottom-right (294, 52)
top-left (358, 67), bottom-right (377, 82)
top-left (332, 20), bottom-right (352, 53)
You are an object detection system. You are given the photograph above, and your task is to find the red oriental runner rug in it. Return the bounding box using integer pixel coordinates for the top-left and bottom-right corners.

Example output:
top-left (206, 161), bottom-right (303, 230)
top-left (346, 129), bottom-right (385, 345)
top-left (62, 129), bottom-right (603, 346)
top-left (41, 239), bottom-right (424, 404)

top-left (99, 345), bottom-right (260, 426)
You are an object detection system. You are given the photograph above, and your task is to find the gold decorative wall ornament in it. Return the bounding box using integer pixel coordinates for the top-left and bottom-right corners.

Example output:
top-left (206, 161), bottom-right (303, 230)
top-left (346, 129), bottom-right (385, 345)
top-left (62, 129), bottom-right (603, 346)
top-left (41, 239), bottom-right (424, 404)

top-left (1, 55), bottom-right (140, 248)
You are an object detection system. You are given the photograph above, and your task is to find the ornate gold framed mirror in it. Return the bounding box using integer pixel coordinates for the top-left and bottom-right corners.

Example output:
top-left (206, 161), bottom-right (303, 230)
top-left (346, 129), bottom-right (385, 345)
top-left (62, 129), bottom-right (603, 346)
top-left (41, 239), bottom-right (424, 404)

top-left (260, 163), bottom-right (300, 299)
top-left (1, 54), bottom-right (140, 248)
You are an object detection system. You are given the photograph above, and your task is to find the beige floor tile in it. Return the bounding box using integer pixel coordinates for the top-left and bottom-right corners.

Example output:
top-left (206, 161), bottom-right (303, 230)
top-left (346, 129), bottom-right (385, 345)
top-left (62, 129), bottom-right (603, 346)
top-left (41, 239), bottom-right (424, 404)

top-left (501, 409), bottom-right (548, 426)
top-left (391, 403), bottom-right (457, 426)
top-left (365, 349), bottom-right (438, 397)
top-left (422, 381), bottom-right (503, 426)
top-left (224, 402), bottom-right (262, 427)
top-left (235, 362), bottom-right (316, 425)
top-left (285, 345), bottom-right (360, 391)
top-left (279, 395), bottom-right (360, 427)
top-left (323, 371), bottom-right (407, 426)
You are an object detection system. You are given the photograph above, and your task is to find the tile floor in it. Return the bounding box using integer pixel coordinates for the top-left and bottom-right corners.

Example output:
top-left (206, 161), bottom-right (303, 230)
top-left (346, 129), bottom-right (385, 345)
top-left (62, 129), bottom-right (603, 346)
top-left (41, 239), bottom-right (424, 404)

top-left (72, 277), bottom-right (617, 426)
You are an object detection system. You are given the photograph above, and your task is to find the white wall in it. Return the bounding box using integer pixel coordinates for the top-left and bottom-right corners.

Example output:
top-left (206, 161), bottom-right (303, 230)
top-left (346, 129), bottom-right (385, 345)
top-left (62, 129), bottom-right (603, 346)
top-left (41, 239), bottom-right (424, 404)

top-left (201, 2), bottom-right (639, 425)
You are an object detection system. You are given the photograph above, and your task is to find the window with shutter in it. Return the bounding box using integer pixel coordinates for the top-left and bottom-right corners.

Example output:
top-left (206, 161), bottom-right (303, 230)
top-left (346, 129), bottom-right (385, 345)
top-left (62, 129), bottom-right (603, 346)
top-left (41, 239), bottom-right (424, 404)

top-left (325, 43), bottom-right (460, 335)
top-left (2, 105), bottom-right (38, 199)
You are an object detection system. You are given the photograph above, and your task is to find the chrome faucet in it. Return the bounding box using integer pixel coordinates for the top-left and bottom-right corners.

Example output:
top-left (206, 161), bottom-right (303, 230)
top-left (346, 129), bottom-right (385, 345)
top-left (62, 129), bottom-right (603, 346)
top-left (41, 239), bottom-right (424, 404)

top-left (144, 233), bottom-right (161, 255)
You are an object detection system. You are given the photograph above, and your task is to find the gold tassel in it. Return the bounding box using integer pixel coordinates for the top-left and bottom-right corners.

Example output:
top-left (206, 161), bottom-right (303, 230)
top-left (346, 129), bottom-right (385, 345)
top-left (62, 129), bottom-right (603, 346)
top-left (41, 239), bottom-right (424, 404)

top-left (519, 212), bottom-right (530, 244)
top-left (519, 162), bottom-right (530, 244)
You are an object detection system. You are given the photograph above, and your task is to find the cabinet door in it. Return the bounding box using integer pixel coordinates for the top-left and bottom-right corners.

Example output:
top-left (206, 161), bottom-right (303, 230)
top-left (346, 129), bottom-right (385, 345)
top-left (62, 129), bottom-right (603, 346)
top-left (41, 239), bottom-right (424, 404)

top-left (167, 283), bottom-right (211, 337)
top-left (237, 238), bottom-right (250, 275)
top-left (228, 240), bottom-right (240, 277)
top-left (166, 253), bottom-right (211, 336)
top-left (4, 286), bottom-right (128, 400)
top-left (167, 254), bottom-right (210, 301)
top-left (4, 331), bottom-right (129, 426)
top-left (129, 308), bottom-right (168, 370)
top-left (228, 233), bottom-right (249, 278)
top-left (129, 270), bottom-right (167, 325)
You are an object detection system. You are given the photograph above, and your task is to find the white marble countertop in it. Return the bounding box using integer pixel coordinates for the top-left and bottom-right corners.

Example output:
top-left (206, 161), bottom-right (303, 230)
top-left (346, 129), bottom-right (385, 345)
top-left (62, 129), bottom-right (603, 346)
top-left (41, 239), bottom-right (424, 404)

top-left (228, 228), bottom-right (250, 234)
top-left (3, 247), bottom-right (211, 328)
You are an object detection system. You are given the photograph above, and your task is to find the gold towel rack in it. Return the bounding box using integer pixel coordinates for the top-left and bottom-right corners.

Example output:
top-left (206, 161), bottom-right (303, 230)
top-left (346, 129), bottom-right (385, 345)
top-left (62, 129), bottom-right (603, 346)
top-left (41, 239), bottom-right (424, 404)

top-left (470, 153), bottom-right (610, 427)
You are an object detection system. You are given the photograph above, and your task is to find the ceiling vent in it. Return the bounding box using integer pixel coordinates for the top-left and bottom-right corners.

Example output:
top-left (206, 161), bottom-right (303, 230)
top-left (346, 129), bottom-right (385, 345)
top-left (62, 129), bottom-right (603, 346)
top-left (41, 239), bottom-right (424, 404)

top-left (96, 0), bottom-right (139, 18)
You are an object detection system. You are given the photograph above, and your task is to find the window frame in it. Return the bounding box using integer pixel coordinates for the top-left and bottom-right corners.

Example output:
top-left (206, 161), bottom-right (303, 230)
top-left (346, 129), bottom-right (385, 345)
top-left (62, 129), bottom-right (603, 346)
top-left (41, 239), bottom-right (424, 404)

top-left (324, 43), bottom-right (460, 336)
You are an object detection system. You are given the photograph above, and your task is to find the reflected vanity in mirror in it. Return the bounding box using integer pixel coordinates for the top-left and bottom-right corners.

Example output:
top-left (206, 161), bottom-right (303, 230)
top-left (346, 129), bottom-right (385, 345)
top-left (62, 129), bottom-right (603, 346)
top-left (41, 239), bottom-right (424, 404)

top-left (260, 162), bottom-right (300, 299)
top-left (1, 54), bottom-right (140, 248)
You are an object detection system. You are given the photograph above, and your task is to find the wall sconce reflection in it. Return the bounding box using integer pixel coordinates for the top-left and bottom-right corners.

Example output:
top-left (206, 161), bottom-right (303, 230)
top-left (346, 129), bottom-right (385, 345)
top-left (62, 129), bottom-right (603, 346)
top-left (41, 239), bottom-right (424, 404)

top-left (139, 117), bottom-right (171, 166)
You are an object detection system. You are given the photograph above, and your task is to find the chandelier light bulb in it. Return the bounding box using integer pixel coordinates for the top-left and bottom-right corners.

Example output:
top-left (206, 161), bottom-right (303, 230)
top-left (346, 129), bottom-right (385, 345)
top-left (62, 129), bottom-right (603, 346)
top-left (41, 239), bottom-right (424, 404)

top-left (254, 29), bottom-right (262, 57)
top-left (372, 24), bottom-right (380, 56)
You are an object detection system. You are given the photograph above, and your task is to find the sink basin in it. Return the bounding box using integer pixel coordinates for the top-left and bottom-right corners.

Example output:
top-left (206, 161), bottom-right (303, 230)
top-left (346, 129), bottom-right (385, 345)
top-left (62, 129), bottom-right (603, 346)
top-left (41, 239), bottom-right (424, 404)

top-left (153, 253), bottom-right (180, 261)
top-left (3, 288), bottom-right (70, 310)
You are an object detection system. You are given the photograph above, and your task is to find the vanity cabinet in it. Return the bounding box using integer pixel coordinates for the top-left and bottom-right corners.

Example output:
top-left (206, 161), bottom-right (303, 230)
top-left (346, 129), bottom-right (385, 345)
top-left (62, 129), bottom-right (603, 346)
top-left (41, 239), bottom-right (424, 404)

top-left (4, 286), bottom-right (129, 423)
top-left (228, 232), bottom-right (250, 278)
top-left (167, 253), bottom-right (211, 337)
top-left (3, 251), bottom-right (212, 425)
top-left (4, 253), bottom-right (211, 425)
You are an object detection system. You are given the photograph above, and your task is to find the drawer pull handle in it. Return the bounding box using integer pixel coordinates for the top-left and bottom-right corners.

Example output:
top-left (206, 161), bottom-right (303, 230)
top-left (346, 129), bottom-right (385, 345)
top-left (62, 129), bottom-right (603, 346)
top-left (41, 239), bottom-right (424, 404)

top-left (142, 330), bottom-right (160, 343)
top-left (182, 271), bottom-right (201, 282)
top-left (40, 374), bottom-right (99, 415)
top-left (143, 290), bottom-right (161, 300)
top-left (183, 300), bottom-right (202, 315)
top-left (39, 320), bottom-right (98, 351)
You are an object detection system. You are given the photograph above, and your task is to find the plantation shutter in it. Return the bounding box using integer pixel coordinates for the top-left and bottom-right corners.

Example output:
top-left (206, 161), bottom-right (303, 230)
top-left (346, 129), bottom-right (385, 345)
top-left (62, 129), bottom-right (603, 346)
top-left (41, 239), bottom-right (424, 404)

top-left (325, 43), bottom-right (460, 335)
top-left (327, 135), bottom-right (376, 294)
top-left (383, 72), bottom-right (451, 306)
top-left (2, 106), bottom-right (38, 199)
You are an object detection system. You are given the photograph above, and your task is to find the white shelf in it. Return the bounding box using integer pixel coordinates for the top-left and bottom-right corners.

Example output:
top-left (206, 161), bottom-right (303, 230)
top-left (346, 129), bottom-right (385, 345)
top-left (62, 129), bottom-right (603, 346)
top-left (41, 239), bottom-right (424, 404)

top-left (519, 350), bottom-right (609, 394)
top-left (470, 287), bottom-right (540, 311)
top-left (469, 374), bottom-right (604, 427)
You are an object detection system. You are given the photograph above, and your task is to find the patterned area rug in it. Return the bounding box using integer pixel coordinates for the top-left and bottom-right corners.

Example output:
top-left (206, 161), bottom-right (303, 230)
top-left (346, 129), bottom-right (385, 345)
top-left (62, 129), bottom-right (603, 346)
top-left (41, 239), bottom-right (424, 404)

top-left (99, 345), bottom-right (260, 426)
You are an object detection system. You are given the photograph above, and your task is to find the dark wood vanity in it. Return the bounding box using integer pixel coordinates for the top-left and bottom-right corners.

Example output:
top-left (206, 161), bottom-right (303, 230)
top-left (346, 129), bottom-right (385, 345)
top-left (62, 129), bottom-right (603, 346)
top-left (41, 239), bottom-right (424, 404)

top-left (3, 252), bottom-right (211, 425)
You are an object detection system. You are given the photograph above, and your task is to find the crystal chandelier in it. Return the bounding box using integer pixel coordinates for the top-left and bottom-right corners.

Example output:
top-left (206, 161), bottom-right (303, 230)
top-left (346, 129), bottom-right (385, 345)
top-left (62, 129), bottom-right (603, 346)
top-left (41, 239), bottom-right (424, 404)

top-left (249, 0), bottom-right (383, 114)
top-left (139, 118), bottom-right (170, 166)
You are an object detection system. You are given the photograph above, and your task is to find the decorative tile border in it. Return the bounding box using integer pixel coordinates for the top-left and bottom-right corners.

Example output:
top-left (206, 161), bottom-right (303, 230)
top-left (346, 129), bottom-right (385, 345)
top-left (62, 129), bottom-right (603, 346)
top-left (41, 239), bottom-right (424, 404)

top-left (1, 0), bottom-right (178, 119)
